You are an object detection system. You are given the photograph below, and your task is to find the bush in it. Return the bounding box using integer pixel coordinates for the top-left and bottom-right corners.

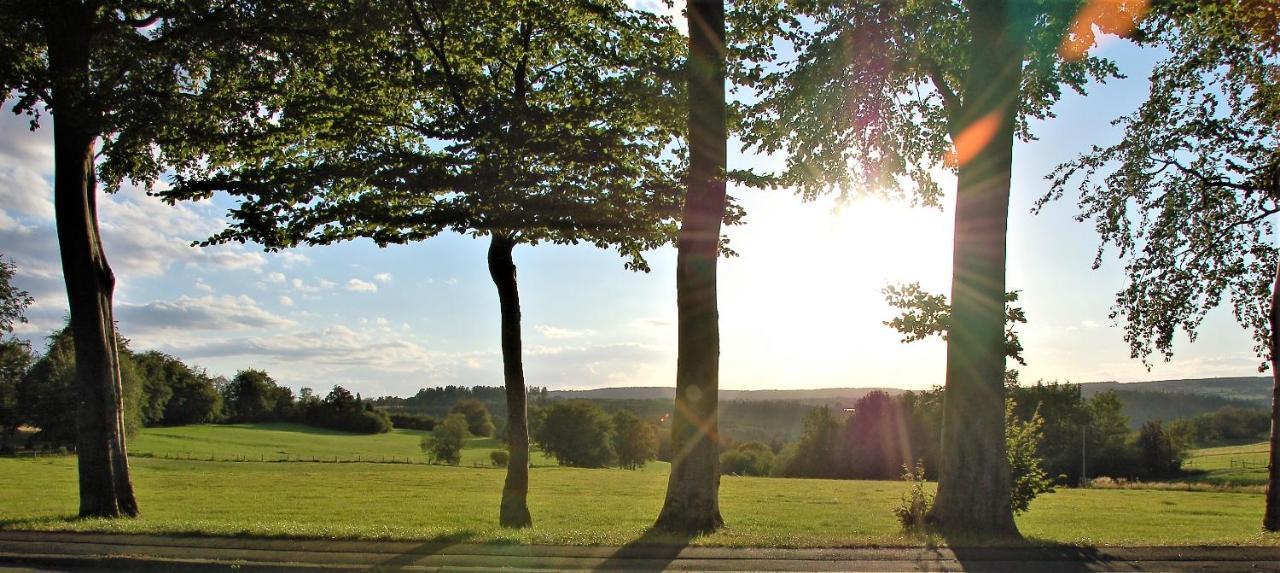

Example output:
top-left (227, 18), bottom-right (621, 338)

top-left (533, 400), bottom-right (614, 467)
top-left (719, 441), bottom-right (774, 476)
top-left (490, 450), bottom-right (509, 467)
top-left (389, 413), bottom-right (436, 431)
top-left (450, 399), bottom-right (495, 437)
top-left (1135, 420), bottom-right (1183, 479)
top-left (1006, 401), bottom-right (1054, 514)
top-left (423, 413), bottom-right (469, 465)
top-left (894, 461), bottom-right (933, 535)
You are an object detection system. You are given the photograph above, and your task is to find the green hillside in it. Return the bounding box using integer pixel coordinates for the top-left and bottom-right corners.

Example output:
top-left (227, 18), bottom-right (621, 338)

top-left (1182, 442), bottom-right (1270, 487)
top-left (130, 423), bottom-right (562, 467)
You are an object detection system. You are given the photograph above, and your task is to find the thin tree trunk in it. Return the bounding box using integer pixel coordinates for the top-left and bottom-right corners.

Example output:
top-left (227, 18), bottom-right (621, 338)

top-left (46, 1), bottom-right (139, 519)
top-left (926, 0), bottom-right (1026, 539)
top-left (654, 0), bottom-right (726, 534)
top-left (488, 234), bottom-right (532, 528)
top-left (1264, 256), bottom-right (1280, 531)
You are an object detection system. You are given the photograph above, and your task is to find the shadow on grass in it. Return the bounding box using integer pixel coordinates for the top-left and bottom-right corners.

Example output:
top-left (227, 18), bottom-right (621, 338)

top-left (593, 527), bottom-right (696, 572)
top-left (373, 532), bottom-right (476, 572)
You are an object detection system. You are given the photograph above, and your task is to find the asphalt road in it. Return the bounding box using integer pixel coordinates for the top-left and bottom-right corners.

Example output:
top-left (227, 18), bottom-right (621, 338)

top-left (0, 531), bottom-right (1277, 572)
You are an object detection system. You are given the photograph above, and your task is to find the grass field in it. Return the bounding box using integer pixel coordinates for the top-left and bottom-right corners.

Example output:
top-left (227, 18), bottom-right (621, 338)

top-left (1, 424), bottom-right (1275, 548)
top-left (1181, 442), bottom-right (1270, 487)
top-left (129, 423), bottom-right (565, 467)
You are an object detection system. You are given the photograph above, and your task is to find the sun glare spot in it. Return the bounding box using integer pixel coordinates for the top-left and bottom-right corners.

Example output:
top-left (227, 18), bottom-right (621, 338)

top-left (1060, 0), bottom-right (1151, 61)
top-left (944, 111), bottom-right (1002, 168)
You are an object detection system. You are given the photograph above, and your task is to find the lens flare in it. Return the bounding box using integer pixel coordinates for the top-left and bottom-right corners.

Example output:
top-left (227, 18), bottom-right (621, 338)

top-left (944, 111), bottom-right (1002, 168)
top-left (1060, 0), bottom-right (1151, 61)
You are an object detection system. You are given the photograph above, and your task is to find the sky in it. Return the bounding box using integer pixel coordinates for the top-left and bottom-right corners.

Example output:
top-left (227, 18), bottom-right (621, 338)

top-left (0, 24), bottom-right (1271, 398)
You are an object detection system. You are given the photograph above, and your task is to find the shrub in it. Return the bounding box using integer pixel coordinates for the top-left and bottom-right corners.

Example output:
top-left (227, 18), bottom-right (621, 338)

top-left (1006, 401), bottom-right (1054, 514)
top-left (1135, 420), bottom-right (1183, 479)
top-left (450, 399), bottom-right (495, 437)
top-left (894, 461), bottom-right (934, 535)
top-left (422, 413), bottom-right (469, 465)
top-left (719, 441), bottom-right (774, 476)
top-left (489, 450), bottom-right (509, 467)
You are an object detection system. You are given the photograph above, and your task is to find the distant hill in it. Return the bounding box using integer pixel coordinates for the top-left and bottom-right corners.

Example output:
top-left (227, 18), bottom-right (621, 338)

top-left (544, 377), bottom-right (1272, 430)
top-left (547, 386), bottom-right (901, 406)
top-left (1077, 377), bottom-right (1271, 405)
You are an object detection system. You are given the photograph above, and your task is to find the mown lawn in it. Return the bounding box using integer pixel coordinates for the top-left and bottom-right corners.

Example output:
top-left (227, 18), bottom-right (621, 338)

top-left (1181, 442), bottom-right (1269, 487)
top-left (1, 455), bottom-right (1275, 547)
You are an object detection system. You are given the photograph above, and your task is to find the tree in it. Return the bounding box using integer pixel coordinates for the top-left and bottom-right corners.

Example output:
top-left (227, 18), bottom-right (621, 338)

top-left (654, 0), bottom-right (730, 534)
top-left (612, 410), bottom-right (659, 470)
top-left (742, 0), bottom-right (1133, 537)
top-left (18, 327), bottom-right (144, 448)
top-left (773, 405), bottom-right (842, 478)
top-left (0, 255), bottom-right (34, 452)
top-left (842, 391), bottom-right (911, 480)
top-left (0, 0), bottom-right (264, 517)
top-left (533, 401), bottom-right (615, 468)
top-left (224, 369), bottom-right (285, 423)
top-left (1135, 420), bottom-right (1182, 480)
top-left (160, 0), bottom-right (685, 530)
top-left (1040, 0), bottom-right (1280, 530)
top-left (424, 413), bottom-right (469, 466)
top-left (450, 399), bottom-right (495, 438)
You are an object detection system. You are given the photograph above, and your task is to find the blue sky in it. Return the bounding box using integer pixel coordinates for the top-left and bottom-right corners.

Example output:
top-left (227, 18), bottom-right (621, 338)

top-left (0, 30), bottom-right (1269, 398)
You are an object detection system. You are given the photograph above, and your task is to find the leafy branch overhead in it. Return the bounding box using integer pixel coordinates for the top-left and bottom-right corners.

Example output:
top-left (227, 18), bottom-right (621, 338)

top-left (157, 0), bottom-right (727, 271)
top-left (882, 282), bottom-right (1028, 365)
top-left (1041, 0), bottom-right (1279, 369)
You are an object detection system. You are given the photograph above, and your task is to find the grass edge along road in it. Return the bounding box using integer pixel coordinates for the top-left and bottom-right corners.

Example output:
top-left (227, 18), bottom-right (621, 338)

top-left (1, 454), bottom-right (1276, 548)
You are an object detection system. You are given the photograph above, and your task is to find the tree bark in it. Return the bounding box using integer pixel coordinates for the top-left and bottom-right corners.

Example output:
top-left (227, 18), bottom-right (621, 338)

top-left (654, 0), bottom-right (726, 534)
top-left (925, 0), bottom-right (1026, 539)
top-left (45, 2), bottom-right (139, 519)
top-left (488, 234), bottom-right (532, 528)
top-left (1264, 256), bottom-right (1280, 531)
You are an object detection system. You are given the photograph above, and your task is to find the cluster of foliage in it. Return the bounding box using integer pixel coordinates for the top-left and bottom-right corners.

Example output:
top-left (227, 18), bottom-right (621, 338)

top-left (718, 441), bottom-right (775, 477)
top-left (225, 371), bottom-right (391, 434)
top-left (449, 400), bottom-right (495, 437)
top-left (372, 386), bottom-right (550, 420)
top-left (295, 386), bottom-right (393, 434)
top-left (1167, 405), bottom-right (1272, 447)
top-left (531, 400), bottom-right (658, 469)
top-left (10, 328), bottom-right (224, 449)
top-left (388, 413), bottom-right (437, 432)
top-left (770, 384), bottom-right (1188, 487)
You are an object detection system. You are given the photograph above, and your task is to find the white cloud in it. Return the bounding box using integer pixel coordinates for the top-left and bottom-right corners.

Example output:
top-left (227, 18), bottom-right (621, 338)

top-left (534, 325), bottom-right (596, 339)
top-left (194, 278), bottom-right (214, 293)
top-left (374, 272), bottom-right (392, 283)
top-left (267, 272), bottom-right (287, 283)
top-left (1081, 320), bottom-right (1101, 329)
top-left (279, 295), bottom-right (295, 307)
top-left (278, 252), bottom-right (310, 267)
top-left (346, 278), bottom-right (377, 293)
top-left (116, 295), bottom-right (295, 333)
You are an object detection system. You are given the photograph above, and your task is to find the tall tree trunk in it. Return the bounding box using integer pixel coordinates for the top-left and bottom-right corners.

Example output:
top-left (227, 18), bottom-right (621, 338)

top-left (46, 1), bottom-right (139, 519)
top-left (1264, 256), bottom-right (1280, 531)
top-left (654, 0), bottom-right (726, 534)
top-left (488, 234), bottom-right (532, 528)
top-left (925, 0), bottom-right (1026, 539)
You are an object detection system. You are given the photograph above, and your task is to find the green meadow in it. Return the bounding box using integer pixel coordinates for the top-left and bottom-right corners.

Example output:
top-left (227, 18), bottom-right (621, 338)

top-left (1181, 442), bottom-right (1270, 487)
top-left (1, 425), bottom-right (1276, 547)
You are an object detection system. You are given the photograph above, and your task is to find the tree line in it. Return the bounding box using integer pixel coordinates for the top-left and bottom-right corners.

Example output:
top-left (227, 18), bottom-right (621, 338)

top-left (2, 0), bottom-right (1275, 535)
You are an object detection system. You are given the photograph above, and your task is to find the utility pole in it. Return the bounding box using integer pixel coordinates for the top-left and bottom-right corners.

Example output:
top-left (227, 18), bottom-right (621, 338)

top-left (1080, 425), bottom-right (1087, 488)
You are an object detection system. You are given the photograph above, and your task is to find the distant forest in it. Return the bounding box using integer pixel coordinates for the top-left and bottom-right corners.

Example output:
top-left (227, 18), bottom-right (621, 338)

top-left (372, 377), bottom-right (1268, 445)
